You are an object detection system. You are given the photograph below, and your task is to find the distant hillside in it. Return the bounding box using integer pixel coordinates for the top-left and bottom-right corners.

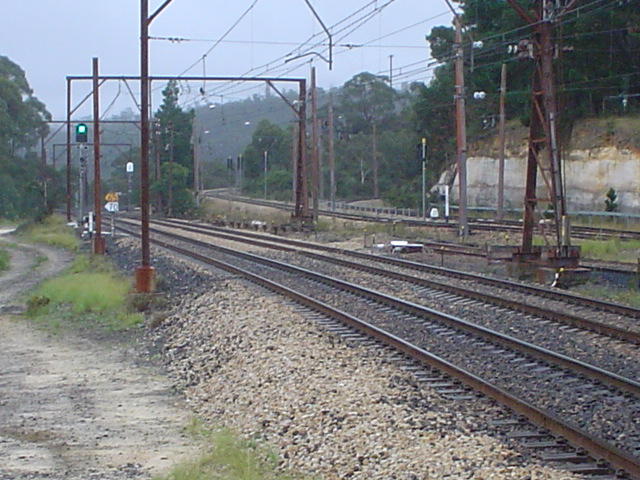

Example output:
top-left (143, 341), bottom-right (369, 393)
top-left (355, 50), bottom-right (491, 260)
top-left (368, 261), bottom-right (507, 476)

top-left (194, 90), bottom-right (301, 163)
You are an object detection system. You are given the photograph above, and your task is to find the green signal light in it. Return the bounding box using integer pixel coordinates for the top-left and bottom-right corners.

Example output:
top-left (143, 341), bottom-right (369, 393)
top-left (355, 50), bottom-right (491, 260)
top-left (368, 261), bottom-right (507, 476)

top-left (76, 124), bottom-right (87, 134)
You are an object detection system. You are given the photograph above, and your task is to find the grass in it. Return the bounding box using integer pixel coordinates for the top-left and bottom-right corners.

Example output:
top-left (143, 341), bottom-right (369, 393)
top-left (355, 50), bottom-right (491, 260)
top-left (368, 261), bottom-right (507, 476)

top-left (155, 420), bottom-right (313, 480)
top-left (575, 284), bottom-right (640, 309)
top-left (575, 237), bottom-right (640, 262)
top-left (17, 214), bottom-right (79, 250)
top-left (0, 247), bottom-right (9, 272)
top-left (26, 255), bottom-right (143, 332)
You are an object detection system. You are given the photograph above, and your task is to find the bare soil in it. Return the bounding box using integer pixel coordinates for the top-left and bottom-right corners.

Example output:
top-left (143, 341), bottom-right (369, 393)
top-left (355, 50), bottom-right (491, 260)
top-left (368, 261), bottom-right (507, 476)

top-left (0, 235), bottom-right (197, 480)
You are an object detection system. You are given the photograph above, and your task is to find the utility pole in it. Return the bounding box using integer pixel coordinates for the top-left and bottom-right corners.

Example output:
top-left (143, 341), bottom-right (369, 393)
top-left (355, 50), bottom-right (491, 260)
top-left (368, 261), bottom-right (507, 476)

top-left (421, 137), bottom-right (427, 221)
top-left (372, 122), bottom-right (379, 198)
top-left (328, 94), bottom-right (336, 211)
top-left (92, 57), bottom-right (105, 255)
top-left (295, 80), bottom-right (309, 221)
top-left (153, 121), bottom-right (162, 213)
top-left (292, 123), bottom-right (298, 204)
top-left (263, 150), bottom-right (268, 199)
top-left (66, 78), bottom-right (72, 221)
top-left (389, 55), bottom-right (394, 88)
top-left (193, 121), bottom-right (200, 208)
top-left (167, 124), bottom-right (174, 217)
top-left (138, 0), bottom-right (152, 291)
top-left (40, 134), bottom-right (47, 208)
top-left (497, 63), bottom-right (507, 220)
top-left (311, 66), bottom-right (319, 220)
top-left (137, 0), bottom-right (174, 291)
top-left (454, 16), bottom-right (469, 238)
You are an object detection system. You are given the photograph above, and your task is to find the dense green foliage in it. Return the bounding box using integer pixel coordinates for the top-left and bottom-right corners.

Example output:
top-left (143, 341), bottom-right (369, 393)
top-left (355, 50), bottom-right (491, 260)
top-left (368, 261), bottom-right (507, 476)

top-left (152, 80), bottom-right (196, 216)
top-left (0, 56), bottom-right (62, 219)
top-left (232, 1), bottom-right (640, 207)
top-left (605, 187), bottom-right (619, 212)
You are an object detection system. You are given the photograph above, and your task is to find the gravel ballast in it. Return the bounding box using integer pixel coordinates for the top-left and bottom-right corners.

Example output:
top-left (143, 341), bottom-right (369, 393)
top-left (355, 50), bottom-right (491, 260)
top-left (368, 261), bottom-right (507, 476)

top-left (115, 239), bottom-right (586, 480)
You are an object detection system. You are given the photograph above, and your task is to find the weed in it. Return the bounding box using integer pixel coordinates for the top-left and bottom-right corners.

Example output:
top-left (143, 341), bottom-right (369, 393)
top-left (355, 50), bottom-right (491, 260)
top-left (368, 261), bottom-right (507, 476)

top-left (155, 421), bottom-right (314, 480)
top-left (26, 254), bottom-right (144, 332)
top-left (574, 284), bottom-right (640, 309)
top-left (17, 214), bottom-right (78, 251)
top-left (0, 247), bottom-right (9, 272)
top-left (576, 238), bottom-right (640, 262)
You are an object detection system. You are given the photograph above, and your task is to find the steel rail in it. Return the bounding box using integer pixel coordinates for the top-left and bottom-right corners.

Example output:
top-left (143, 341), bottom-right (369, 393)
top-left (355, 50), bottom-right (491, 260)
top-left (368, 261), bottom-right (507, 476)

top-left (137, 217), bottom-right (640, 344)
top-left (146, 217), bottom-right (640, 320)
top-left (115, 222), bottom-right (640, 479)
top-left (122, 219), bottom-right (640, 397)
top-left (205, 192), bottom-right (640, 241)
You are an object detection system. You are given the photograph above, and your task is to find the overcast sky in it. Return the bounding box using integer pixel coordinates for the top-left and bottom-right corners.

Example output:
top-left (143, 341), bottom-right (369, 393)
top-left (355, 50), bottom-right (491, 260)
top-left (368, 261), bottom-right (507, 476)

top-left (1, 1), bottom-right (453, 120)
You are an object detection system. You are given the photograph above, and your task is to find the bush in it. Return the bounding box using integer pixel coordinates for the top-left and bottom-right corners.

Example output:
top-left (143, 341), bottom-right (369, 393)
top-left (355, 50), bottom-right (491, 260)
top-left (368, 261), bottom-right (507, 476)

top-left (0, 247), bottom-right (9, 272)
top-left (605, 187), bottom-right (619, 212)
top-left (27, 255), bottom-right (143, 331)
top-left (17, 214), bottom-right (79, 250)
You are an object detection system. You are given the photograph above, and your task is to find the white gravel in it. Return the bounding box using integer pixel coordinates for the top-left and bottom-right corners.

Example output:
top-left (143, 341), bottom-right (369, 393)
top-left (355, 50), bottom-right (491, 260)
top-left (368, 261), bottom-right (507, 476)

top-left (152, 270), bottom-right (583, 480)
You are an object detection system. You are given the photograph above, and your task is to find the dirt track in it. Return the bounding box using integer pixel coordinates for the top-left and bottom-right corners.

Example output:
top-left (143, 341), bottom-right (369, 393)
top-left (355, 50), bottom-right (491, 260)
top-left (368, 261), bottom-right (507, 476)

top-left (0, 235), bottom-right (196, 480)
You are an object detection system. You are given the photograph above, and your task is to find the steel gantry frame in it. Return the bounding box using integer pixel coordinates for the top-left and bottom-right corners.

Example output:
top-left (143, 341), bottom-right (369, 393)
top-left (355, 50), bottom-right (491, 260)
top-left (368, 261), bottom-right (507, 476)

top-left (506, 0), bottom-right (579, 261)
top-left (65, 73), bottom-right (310, 287)
top-left (65, 74), bottom-right (309, 216)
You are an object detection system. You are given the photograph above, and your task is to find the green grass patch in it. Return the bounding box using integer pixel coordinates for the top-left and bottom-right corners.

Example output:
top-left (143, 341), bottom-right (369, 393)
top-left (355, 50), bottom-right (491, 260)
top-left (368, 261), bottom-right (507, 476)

top-left (575, 237), bottom-right (640, 262)
top-left (0, 247), bottom-right (9, 272)
top-left (17, 214), bottom-right (78, 250)
top-left (26, 255), bottom-right (143, 332)
top-left (156, 421), bottom-right (314, 480)
top-left (574, 284), bottom-right (640, 309)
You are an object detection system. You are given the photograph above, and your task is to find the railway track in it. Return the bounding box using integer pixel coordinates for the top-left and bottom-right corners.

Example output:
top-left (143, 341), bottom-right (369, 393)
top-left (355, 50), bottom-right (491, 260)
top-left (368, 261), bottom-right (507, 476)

top-left (145, 217), bottom-right (640, 321)
top-left (116, 218), bottom-right (640, 478)
top-left (205, 191), bottom-right (640, 242)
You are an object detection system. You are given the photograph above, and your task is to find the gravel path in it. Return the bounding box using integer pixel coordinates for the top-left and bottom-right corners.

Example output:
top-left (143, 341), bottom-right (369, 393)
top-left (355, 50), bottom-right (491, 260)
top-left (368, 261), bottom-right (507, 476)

top-left (115, 237), bottom-right (586, 480)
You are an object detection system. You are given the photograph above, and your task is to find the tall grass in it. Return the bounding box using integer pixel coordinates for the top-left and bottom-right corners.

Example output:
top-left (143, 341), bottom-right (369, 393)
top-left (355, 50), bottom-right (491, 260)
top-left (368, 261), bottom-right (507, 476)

top-left (577, 238), bottom-right (640, 262)
top-left (27, 255), bottom-right (142, 331)
top-left (18, 214), bottom-right (78, 250)
top-left (0, 247), bottom-right (9, 272)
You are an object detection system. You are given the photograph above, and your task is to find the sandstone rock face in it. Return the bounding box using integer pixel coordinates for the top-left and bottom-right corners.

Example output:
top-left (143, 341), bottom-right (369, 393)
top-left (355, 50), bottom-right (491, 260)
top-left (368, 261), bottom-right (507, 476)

top-left (445, 117), bottom-right (640, 213)
top-left (462, 146), bottom-right (640, 213)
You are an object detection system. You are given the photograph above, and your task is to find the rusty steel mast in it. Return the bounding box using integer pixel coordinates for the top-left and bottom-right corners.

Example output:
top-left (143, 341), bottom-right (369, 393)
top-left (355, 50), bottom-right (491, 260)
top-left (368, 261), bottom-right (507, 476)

top-left (506, 0), bottom-right (579, 263)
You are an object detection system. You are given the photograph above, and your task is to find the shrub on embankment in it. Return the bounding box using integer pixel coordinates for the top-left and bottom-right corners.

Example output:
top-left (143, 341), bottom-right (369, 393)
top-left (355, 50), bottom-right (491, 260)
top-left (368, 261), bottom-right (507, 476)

top-left (27, 255), bottom-right (143, 331)
top-left (17, 214), bottom-right (78, 250)
top-left (0, 247), bottom-right (9, 271)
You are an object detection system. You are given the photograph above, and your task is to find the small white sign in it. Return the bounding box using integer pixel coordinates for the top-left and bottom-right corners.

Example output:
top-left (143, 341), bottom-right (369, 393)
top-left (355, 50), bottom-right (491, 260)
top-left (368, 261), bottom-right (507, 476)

top-left (430, 207), bottom-right (440, 219)
top-left (105, 202), bottom-right (119, 212)
top-left (126, 162), bottom-right (134, 173)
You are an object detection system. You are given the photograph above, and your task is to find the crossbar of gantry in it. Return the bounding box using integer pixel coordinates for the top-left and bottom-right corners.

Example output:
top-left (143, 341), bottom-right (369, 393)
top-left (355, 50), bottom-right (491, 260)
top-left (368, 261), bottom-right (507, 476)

top-left (65, 74), bottom-right (309, 222)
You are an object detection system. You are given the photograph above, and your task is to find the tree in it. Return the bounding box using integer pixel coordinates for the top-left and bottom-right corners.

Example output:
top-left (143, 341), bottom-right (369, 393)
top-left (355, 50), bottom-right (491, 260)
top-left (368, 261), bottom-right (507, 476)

top-left (0, 56), bottom-right (52, 219)
top-left (605, 188), bottom-right (619, 212)
top-left (155, 80), bottom-right (195, 182)
top-left (153, 81), bottom-right (195, 215)
top-left (240, 119), bottom-right (292, 198)
top-left (337, 73), bottom-right (397, 197)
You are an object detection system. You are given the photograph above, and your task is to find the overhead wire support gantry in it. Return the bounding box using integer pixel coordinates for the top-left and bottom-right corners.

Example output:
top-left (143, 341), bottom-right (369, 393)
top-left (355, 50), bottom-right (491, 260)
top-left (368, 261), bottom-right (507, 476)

top-left (506, 0), bottom-right (581, 265)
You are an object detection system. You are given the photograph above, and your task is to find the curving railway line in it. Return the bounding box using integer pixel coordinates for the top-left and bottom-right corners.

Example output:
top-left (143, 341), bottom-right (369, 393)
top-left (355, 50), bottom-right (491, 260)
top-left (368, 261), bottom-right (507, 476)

top-left (204, 191), bottom-right (640, 242)
top-left (115, 216), bottom-right (640, 478)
